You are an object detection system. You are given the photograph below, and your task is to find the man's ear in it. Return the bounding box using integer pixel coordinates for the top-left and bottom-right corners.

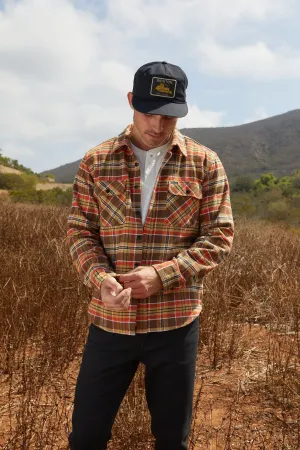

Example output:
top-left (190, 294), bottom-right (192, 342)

top-left (127, 92), bottom-right (134, 110)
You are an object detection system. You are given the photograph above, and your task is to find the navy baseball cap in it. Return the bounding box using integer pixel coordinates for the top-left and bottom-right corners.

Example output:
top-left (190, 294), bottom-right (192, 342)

top-left (132, 61), bottom-right (188, 118)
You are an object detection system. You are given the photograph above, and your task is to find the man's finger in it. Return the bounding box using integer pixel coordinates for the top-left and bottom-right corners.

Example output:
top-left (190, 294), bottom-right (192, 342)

top-left (122, 280), bottom-right (140, 289)
top-left (109, 284), bottom-right (123, 297)
top-left (130, 287), bottom-right (146, 295)
top-left (114, 287), bottom-right (131, 303)
top-left (109, 279), bottom-right (124, 290)
top-left (121, 297), bottom-right (131, 308)
top-left (118, 274), bottom-right (140, 283)
top-left (103, 288), bottom-right (131, 310)
top-left (103, 277), bottom-right (123, 292)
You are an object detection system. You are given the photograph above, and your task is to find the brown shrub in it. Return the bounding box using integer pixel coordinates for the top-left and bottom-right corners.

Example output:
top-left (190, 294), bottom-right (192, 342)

top-left (0, 206), bottom-right (299, 449)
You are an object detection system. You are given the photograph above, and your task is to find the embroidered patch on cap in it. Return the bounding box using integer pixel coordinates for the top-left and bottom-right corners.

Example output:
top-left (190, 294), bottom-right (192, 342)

top-left (150, 77), bottom-right (177, 98)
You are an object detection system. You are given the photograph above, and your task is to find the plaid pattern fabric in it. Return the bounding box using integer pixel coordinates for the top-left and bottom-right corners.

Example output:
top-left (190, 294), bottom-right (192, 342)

top-left (67, 125), bottom-right (234, 334)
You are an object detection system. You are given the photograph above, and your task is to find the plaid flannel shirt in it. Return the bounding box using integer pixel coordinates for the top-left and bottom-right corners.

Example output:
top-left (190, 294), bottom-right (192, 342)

top-left (67, 125), bottom-right (234, 334)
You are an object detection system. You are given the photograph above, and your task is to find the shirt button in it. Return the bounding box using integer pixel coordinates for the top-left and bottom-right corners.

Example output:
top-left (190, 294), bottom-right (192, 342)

top-left (134, 262), bottom-right (139, 267)
top-left (137, 235), bottom-right (142, 240)
top-left (134, 184), bottom-right (139, 189)
top-left (135, 162), bottom-right (139, 167)
top-left (136, 210), bottom-right (141, 217)
top-left (106, 188), bottom-right (110, 193)
top-left (186, 189), bottom-right (190, 194)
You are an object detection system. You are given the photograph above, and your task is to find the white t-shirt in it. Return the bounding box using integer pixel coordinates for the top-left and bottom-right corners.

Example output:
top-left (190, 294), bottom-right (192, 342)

top-left (131, 140), bottom-right (170, 225)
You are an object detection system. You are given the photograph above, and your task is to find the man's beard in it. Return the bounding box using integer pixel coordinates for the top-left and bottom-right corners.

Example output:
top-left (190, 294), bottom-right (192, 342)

top-left (132, 118), bottom-right (173, 150)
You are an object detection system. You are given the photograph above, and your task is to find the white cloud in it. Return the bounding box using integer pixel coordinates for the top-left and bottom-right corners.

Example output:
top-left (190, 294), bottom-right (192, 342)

top-left (0, 0), bottom-right (136, 170)
top-left (196, 41), bottom-right (300, 80)
top-left (2, 142), bottom-right (34, 158)
top-left (105, 0), bottom-right (295, 39)
top-left (179, 105), bottom-right (225, 128)
top-left (65, 0), bottom-right (297, 53)
top-left (0, 0), bottom-right (298, 171)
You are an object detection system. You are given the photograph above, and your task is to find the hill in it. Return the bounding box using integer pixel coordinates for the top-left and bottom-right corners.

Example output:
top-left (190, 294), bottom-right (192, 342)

top-left (0, 165), bottom-right (22, 175)
top-left (0, 163), bottom-right (71, 195)
top-left (41, 109), bottom-right (300, 182)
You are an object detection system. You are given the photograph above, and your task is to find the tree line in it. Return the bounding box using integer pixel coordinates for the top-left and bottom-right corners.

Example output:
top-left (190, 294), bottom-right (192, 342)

top-left (1, 152), bottom-right (300, 227)
top-left (231, 170), bottom-right (300, 227)
top-left (0, 151), bottom-right (35, 175)
top-left (0, 153), bottom-right (71, 206)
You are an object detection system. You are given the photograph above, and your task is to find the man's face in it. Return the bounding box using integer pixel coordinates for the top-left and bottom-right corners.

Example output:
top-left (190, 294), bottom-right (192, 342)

top-left (127, 92), bottom-right (178, 150)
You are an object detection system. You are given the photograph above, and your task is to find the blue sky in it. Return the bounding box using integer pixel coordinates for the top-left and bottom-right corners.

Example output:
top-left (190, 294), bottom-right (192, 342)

top-left (0, 0), bottom-right (299, 172)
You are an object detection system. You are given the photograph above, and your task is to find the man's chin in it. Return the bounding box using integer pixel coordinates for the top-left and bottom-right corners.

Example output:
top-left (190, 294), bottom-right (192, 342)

top-left (146, 136), bottom-right (167, 148)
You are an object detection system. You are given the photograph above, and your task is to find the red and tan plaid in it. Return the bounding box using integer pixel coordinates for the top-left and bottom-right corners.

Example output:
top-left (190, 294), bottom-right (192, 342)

top-left (67, 125), bottom-right (234, 334)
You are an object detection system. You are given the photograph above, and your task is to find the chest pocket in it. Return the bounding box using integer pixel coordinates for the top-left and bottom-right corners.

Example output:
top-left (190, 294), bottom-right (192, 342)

top-left (94, 180), bottom-right (126, 227)
top-left (165, 180), bottom-right (202, 228)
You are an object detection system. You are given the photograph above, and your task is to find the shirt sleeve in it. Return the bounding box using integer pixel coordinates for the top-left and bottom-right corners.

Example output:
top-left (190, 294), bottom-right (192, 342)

top-left (152, 155), bottom-right (234, 293)
top-left (66, 155), bottom-right (116, 291)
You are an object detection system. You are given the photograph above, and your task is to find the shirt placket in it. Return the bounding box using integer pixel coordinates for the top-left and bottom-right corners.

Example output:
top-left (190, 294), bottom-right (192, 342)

top-left (143, 148), bottom-right (173, 228)
top-left (125, 149), bottom-right (143, 270)
top-left (139, 149), bottom-right (173, 331)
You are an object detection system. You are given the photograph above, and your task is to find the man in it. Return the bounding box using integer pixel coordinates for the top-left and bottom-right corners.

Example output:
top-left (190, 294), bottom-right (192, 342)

top-left (67, 61), bottom-right (234, 450)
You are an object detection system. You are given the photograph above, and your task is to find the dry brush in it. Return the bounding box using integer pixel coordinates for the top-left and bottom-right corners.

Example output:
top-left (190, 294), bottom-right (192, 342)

top-left (0, 204), bottom-right (299, 449)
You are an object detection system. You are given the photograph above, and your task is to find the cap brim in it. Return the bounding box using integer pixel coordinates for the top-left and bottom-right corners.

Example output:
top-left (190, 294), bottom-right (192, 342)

top-left (132, 96), bottom-right (188, 118)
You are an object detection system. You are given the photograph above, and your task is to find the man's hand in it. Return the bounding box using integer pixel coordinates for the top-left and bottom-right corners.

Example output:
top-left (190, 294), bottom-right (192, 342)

top-left (118, 266), bottom-right (163, 299)
top-left (100, 277), bottom-right (131, 311)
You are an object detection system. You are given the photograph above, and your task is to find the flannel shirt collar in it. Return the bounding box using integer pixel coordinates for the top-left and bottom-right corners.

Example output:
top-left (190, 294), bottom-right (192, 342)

top-left (112, 124), bottom-right (187, 157)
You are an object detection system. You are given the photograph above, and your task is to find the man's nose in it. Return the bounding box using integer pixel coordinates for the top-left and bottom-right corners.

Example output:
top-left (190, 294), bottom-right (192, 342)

top-left (151, 115), bottom-right (164, 133)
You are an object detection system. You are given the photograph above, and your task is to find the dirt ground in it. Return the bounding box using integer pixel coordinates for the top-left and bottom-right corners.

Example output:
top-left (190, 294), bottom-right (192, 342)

top-left (192, 325), bottom-right (299, 449)
top-left (0, 323), bottom-right (299, 449)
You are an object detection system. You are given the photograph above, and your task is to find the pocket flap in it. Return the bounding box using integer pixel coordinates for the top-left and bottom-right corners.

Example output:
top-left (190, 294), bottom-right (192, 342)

top-left (96, 180), bottom-right (126, 197)
top-left (168, 180), bottom-right (202, 199)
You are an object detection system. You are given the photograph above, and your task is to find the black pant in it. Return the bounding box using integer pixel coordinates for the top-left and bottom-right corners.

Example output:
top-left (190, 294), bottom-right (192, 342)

top-left (69, 318), bottom-right (199, 450)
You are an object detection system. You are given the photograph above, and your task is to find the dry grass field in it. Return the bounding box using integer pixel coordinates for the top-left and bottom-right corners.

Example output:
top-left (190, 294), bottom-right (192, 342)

top-left (0, 203), bottom-right (299, 449)
top-left (35, 183), bottom-right (72, 191)
top-left (0, 189), bottom-right (9, 201)
top-left (0, 165), bottom-right (22, 175)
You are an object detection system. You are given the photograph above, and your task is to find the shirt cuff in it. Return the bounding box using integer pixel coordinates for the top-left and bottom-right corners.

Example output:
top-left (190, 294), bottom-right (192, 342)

top-left (152, 258), bottom-right (185, 294)
top-left (92, 270), bottom-right (116, 291)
